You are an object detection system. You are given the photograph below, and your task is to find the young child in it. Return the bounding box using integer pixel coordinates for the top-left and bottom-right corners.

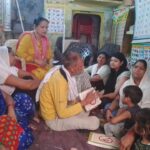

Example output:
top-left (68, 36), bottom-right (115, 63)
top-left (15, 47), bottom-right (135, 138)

top-left (104, 85), bottom-right (142, 138)
top-left (133, 108), bottom-right (150, 149)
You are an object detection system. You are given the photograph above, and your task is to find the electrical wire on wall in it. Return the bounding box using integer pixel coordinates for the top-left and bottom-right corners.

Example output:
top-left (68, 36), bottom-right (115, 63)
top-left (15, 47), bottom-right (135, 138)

top-left (15, 0), bottom-right (24, 32)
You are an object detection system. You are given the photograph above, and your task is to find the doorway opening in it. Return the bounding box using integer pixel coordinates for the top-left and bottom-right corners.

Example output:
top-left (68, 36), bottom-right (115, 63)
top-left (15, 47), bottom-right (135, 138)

top-left (72, 13), bottom-right (101, 49)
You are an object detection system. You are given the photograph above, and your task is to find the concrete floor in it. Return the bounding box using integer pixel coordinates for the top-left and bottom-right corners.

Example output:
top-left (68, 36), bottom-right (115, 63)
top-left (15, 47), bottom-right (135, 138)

top-left (28, 121), bottom-right (108, 150)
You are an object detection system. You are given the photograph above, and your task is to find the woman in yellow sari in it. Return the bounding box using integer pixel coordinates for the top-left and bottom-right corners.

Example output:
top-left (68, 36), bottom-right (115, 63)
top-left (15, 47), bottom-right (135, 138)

top-left (16, 17), bottom-right (53, 80)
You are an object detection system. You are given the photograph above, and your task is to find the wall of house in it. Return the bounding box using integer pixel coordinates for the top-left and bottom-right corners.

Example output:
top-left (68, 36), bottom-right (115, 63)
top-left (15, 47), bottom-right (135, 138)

top-left (45, 2), bottom-right (113, 49)
top-left (10, 0), bottom-right (114, 50)
top-left (11, 0), bottom-right (43, 37)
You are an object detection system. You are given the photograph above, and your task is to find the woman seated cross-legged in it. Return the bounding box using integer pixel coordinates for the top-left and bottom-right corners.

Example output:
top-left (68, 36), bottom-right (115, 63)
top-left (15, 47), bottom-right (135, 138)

top-left (85, 51), bottom-right (110, 91)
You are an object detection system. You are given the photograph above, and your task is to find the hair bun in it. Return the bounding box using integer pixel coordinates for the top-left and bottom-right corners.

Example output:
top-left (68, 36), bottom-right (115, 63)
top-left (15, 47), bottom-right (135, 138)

top-left (33, 16), bottom-right (49, 27)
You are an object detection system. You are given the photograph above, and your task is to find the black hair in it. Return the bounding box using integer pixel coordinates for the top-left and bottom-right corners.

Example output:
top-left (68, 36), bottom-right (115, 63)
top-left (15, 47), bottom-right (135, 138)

top-left (97, 51), bottom-right (109, 59)
top-left (97, 51), bottom-right (110, 64)
top-left (123, 85), bottom-right (143, 105)
top-left (133, 59), bottom-right (147, 70)
top-left (55, 36), bottom-right (63, 53)
top-left (111, 52), bottom-right (127, 69)
top-left (104, 52), bottom-right (128, 94)
top-left (97, 51), bottom-right (110, 61)
top-left (33, 16), bottom-right (49, 27)
top-left (135, 108), bottom-right (150, 141)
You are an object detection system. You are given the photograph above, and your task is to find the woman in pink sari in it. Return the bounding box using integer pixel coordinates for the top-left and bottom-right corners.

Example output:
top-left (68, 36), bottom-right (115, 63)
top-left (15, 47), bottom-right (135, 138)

top-left (16, 17), bottom-right (53, 80)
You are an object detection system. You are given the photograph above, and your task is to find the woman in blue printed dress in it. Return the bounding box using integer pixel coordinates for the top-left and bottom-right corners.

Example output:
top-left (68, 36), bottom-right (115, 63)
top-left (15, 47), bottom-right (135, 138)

top-left (0, 90), bottom-right (33, 149)
top-left (0, 46), bottom-right (40, 149)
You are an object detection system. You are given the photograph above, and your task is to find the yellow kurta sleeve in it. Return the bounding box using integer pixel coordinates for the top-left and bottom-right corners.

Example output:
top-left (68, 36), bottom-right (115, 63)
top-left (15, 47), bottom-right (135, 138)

top-left (40, 70), bottom-right (83, 121)
top-left (16, 34), bottom-right (35, 62)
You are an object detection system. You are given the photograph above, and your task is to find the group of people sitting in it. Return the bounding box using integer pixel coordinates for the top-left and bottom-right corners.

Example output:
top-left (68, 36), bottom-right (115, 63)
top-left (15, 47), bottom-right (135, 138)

top-left (0, 16), bottom-right (50, 150)
top-left (0, 16), bottom-right (150, 150)
top-left (85, 49), bottom-right (150, 149)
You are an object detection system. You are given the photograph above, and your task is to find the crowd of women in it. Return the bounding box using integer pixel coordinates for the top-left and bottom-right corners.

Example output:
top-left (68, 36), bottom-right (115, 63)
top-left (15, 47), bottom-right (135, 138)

top-left (0, 16), bottom-right (150, 150)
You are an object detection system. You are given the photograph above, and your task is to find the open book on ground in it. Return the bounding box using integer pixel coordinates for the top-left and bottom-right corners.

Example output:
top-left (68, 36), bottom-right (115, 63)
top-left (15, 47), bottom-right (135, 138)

top-left (79, 87), bottom-right (101, 111)
top-left (87, 132), bottom-right (120, 149)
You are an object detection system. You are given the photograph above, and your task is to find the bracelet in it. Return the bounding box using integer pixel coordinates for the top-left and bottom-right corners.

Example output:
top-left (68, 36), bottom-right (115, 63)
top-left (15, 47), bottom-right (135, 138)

top-left (107, 108), bottom-right (113, 113)
top-left (7, 104), bottom-right (14, 108)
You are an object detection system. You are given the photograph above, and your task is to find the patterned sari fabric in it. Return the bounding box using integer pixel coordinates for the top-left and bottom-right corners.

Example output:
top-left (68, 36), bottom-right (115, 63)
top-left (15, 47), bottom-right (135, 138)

top-left (0, 90), bottom-right (34, 149)
top-left (0, 91), bottom-right (6, 115)
top-left (12, 92), bottom-right (35, 150)
top-left (0, 115), bottom-right (23, 150)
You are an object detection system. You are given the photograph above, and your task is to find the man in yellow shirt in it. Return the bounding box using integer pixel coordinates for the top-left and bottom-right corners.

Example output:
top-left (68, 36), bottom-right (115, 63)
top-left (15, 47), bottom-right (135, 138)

top-left (39, 47), bottom-right (100, 131)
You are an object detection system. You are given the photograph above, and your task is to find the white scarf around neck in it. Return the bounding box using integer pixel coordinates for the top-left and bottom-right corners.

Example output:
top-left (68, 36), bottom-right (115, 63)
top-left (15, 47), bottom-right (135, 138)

top-left (36, 65), bottom-right (78, 102)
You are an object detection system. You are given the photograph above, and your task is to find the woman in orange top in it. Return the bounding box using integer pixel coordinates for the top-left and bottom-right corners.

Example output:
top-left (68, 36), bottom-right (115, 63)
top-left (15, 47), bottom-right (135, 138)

top-left (16, 17), bottom-right (53, 80)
